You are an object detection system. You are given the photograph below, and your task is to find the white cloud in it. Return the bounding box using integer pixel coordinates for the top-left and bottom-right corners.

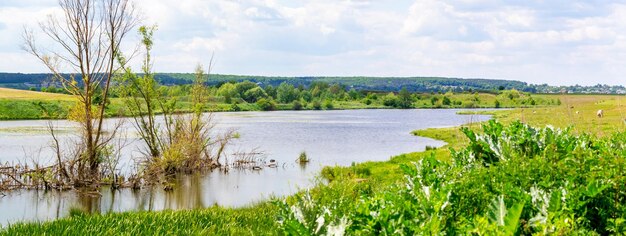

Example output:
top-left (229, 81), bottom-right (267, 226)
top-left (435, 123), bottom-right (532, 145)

top-left (174, 37), bottom-right (225, 53)
top-left (1, 0), bottom-right (626, 85)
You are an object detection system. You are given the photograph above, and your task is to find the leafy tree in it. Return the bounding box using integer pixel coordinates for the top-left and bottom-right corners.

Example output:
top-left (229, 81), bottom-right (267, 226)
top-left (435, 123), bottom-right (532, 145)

top-left (398, 87), bottom-right (414, 108)
top-left (329, 84), bottom-right (344, 96)
top-left (442, 96), bottom-right (451, 106)
top-left (217, 83), bottom-right (237, 103)
top-left (277, 82), bottom-right (299, 103)
top-left (264, 85), bottom-right (277, 99)
top-left (235, 81), bottom-right (258, 97)
top-left (382, 92), bottom-right (399, 107)
top-left (311, 86), bottom-right (323, 97)
top-left (348, 88), bottom-right (360, 100)
top-left (431, 96), bottom-right (439, 105)
top-left (242, 87), bottom-right (268, 103)
top-left (23, 0), bottom-right (139, 181)
top-left (301, 90), bottom-right (313, 102)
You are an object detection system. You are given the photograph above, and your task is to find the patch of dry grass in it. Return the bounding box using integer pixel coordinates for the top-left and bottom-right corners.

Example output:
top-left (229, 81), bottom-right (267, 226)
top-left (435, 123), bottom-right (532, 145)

top-left (0, 88), bottom-right (74, 101)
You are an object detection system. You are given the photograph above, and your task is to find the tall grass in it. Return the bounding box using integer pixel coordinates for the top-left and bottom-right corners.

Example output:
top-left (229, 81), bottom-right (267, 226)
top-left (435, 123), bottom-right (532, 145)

top-left (1, 203), bottom-right (279, 235)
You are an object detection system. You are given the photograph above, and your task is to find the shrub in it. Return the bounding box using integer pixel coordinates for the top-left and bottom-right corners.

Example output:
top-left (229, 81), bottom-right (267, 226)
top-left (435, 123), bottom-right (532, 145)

top-left (442, 96), bottom-right (451, 106)
top-left (292, 101), bottom-right (303, 110)
top-left (323, 100), bottom-right (334, 110)
top-left (256, 98), bottom-right (276, 111)
top-left (382, 93), bottom-right (399, 107)
top-left (462, 101), bottom-right (475, 108)
top-left (231, 102), bottom-right (241, 111)
top-left (312, 100), bottom-right (322, 110)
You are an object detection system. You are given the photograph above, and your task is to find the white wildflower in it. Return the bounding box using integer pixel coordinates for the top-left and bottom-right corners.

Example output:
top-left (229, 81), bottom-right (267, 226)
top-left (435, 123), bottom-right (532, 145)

top-left (327, 217), bottom-right (350, 236)
top-left (291, 206), bottom-right (304, 223)
top-left (422, 185), bottom-right (431, 200)
top-left (315, 215), bottom-right (325, 234)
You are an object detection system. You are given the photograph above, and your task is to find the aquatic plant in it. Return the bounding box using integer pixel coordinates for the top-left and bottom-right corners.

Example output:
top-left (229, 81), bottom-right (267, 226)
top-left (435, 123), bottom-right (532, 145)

top-left (297, 151), bottom-right (310, 164)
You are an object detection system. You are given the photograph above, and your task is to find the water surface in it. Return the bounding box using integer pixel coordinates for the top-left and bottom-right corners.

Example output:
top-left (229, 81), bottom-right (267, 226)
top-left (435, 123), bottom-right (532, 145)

top-left (0, 109), bottom-right (490, 225)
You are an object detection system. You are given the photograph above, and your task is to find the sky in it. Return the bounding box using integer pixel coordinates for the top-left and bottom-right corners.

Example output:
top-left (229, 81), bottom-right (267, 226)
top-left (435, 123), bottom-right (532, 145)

top-left (1, 0), bottom-right (626, 86)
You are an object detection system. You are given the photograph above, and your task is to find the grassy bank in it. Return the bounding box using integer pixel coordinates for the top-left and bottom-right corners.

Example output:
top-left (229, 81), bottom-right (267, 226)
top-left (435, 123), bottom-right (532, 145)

top-left (0, 87), bottom-right (560, 120)
top-left (1, 94), bottom-right (624, 235)
top-left (2, 203), bottom-right (278, 235)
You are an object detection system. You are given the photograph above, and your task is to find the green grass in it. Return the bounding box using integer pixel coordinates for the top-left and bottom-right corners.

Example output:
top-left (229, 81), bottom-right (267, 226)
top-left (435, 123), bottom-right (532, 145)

top-left (0, 99), bottom-right (72, 120)
top-left (1, 203), bottom-right (279, 235)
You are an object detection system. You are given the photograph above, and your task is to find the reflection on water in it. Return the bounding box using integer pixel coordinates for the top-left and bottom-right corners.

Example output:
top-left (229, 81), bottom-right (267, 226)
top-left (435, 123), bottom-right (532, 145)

top-left (0, 109), bottom-right (491, 225)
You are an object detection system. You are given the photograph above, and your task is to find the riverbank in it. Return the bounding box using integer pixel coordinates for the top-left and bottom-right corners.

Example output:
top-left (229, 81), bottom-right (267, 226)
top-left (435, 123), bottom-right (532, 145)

top-left (0, 87), bottom-right (562, 120)
top-left (1, 94), bottom-right (624, 234)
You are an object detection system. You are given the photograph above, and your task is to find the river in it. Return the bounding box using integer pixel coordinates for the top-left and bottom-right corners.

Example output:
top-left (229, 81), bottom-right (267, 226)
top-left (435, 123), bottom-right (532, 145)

top-left (0, 109), bottom-right (490, 225)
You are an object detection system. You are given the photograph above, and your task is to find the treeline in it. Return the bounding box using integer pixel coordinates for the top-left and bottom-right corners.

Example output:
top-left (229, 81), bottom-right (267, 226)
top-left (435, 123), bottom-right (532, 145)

top-left (156, 73), bottom-right (533, 93)
top-left (0, 72), bottom-right (530, 93)
top-left (3, 72), bottom-right (625, 94)
top-left (534, 83), bottom-right (626, 94)
top-left (106, 80), bottom-right (557, 111)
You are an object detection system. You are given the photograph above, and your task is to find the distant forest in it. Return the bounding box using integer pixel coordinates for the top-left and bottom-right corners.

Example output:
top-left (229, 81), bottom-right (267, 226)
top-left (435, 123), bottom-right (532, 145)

top-left (0, 72), bottom-right (624, 94)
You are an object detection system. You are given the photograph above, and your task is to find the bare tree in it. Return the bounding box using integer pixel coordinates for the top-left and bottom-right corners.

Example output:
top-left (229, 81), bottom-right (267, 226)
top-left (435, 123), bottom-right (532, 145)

top-left (23, 0), bottom-right (139, 183)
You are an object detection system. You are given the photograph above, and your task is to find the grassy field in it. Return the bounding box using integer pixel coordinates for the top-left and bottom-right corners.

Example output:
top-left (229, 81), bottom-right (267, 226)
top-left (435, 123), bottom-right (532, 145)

top-left (1, 94), bottom-right (624, 234)
top-left (0, 88), bottom-right (74, 119)
top-left (0, 88), bottom-right (74, 100)
top-left (460, 94), bottom-right (626, 135)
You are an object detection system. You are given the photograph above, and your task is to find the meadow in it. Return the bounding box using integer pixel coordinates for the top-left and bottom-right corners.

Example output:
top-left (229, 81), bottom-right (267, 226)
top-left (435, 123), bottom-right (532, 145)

top-left (0, 88), bottom-right (74, 120)
top-left (0, 93), bottom-right (624, 235)
top-left (0, 85), bottom-right (558, 120)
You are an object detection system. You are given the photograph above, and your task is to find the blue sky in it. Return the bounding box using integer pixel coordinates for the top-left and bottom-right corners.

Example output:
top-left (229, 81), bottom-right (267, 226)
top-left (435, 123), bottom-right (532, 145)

top-left (1, 0), bottom-right (625, 86)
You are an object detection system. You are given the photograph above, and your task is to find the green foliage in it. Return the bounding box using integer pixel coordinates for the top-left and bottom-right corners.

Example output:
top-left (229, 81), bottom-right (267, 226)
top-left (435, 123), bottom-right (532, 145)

top-left (277, 82), bottom-right (299, 103)
top-left (442, 96), bottom-right (451, 106)
top-left (2, 204), bottom-right (279, 235)
top-left (217, 83), bottom-right (237, 103)
top-left (235, 81), bottom-right (258, 97)
top-left (0, 99), bottom-right (70, 119)
top-left (397, 87), bottom-right (414, 108)
top-left (264, 85), bottom-right (277, 98)
top-left (242, 87), bottom-right (267, 103)
top-left (277, 120), bottom-right (626, 234)
top-left (312, 100), bottom-right (322, 110)
top-left (382, 92), bottom-right (399, 107)
top-left (256, 98), bottom-right (276, 111)
top-left (323, 100), bottom-right (334, 110)
top-left (348, 88), bottom-right (360, 100)
top-left (297, 151), bottom-right (310, 163)
top-left (292, 100), bottom-right (303, 110)
top-left (0, 85), bottom-right (560, 120)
